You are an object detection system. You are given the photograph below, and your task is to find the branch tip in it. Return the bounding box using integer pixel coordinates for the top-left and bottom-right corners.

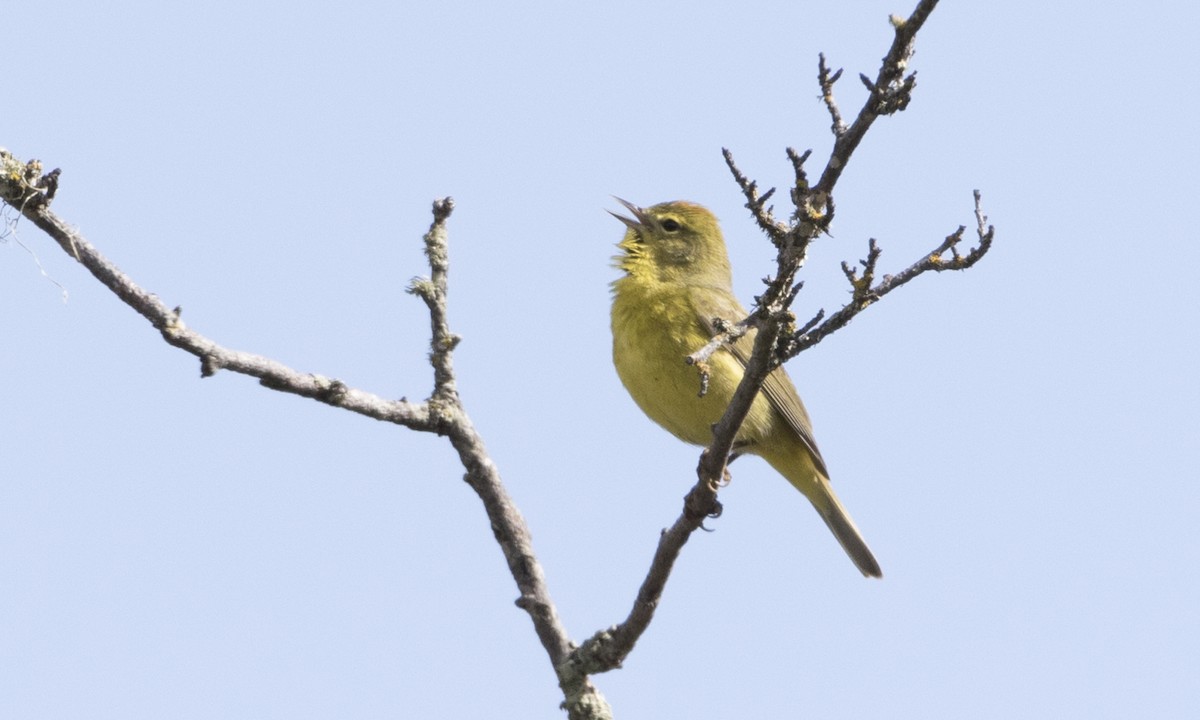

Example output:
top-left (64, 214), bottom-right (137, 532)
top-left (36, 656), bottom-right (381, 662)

top-left (431, 196), bottom-right (454, 222)
top-left (723, 148), bottom-right (788, 245)
top-left (0, 149), bottom-right (60, 210)
top-left (818, 55), bottom-right (847, 137)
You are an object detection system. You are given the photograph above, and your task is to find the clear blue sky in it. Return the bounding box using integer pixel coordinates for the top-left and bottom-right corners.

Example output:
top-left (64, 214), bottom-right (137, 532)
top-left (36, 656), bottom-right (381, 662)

top-left (4, 1), bottom-right (1197, 718)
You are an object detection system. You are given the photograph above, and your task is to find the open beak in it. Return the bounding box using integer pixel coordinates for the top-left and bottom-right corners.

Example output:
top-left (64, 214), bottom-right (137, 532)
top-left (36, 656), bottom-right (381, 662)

top-left (608, 196), bottom-right (651, 231)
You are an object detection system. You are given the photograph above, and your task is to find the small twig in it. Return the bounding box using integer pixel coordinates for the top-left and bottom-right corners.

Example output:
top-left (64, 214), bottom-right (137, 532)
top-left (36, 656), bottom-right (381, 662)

top-left (818, 53), bottom-right (847, 137)
top-left (786, 147), bottom-right (813, 194)
top-left (406, 198), bottom-right (462, 418)
top-left (684, 315), bottom-right (757, 397)
top-left (784, 279), bottom-right (807, 308)
top-left (722, 147), bottom-right (788, 246)
top-left (840, 237), bottom-right (883, 307)
top-left (790, 191), bottom-right (993, 356)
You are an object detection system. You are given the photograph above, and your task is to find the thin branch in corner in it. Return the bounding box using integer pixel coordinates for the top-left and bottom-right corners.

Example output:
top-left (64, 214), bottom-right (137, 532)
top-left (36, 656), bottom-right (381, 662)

top-left (1, 150), bottom-right (437, 430)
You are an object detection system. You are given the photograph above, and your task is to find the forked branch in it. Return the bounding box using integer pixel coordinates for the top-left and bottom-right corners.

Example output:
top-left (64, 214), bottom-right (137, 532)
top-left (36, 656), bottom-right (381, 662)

top-left (2, 155), bottom-right (609, 719)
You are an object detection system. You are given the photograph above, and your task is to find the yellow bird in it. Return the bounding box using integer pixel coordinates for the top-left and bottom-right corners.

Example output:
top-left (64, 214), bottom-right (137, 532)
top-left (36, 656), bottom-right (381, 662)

top-left (609, 199), bottom-right (881, 578)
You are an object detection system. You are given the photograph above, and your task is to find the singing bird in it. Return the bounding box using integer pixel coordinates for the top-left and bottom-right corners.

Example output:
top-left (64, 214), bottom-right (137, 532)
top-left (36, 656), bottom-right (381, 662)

top-left (609, 199), bottom-right (881, 578)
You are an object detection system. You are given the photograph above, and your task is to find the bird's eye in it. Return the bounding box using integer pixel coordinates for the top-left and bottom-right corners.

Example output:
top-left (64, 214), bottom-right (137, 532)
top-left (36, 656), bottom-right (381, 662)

top-left (661, 219), bottom-right (681, 232)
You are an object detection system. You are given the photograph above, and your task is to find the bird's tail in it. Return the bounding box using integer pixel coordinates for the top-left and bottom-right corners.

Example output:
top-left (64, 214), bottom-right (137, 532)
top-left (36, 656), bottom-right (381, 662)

top-left (810, 481), bottom-right (882, 578)
top-left (761, 447), bottom-right (882, 578)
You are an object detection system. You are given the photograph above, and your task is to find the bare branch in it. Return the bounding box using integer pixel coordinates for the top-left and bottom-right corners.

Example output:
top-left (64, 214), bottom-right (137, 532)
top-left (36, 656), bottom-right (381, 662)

top-left (684, 315), bottom-right (756, 398)
top-left (406, 197), bottom-right (462, 408)
top-left (788, 191), bottom-right (994, 356)
top-left (785, 147), bottom-right (813, 193)
top-left (3, 159), bottom-right (610, 718)
top-left (814, 0), bottom-right (940, 197)
top-left (566, 475), bottom-right (718, 676)
top-left (722, 147), bottom-right (789, 246)
top-left (2, 168), bottom-right (433, 429)
top-left (1, 149), bottom-right (59, 207)
top-left (713, 0), bottom-right (959, 368)
top-left (818, 53), bottom-right (847, 137)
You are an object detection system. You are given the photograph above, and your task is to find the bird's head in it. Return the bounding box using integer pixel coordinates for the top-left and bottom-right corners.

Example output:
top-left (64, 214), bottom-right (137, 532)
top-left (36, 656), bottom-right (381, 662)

top-left (609, 198), bottom-right (732, 287)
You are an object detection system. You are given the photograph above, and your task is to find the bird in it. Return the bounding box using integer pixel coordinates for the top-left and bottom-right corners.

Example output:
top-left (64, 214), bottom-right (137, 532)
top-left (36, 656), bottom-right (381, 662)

top-left (609, 198), bottom-right (881, 578)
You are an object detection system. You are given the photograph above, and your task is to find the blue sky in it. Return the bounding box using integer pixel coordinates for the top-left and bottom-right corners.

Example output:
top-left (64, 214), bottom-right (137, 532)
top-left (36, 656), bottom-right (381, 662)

top-left (4, 1), bottom-right (1198, 718)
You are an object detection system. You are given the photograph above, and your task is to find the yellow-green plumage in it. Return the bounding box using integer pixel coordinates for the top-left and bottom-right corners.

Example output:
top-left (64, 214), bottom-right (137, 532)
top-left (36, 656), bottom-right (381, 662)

top-left (610, 199), bottom-right (881, 578)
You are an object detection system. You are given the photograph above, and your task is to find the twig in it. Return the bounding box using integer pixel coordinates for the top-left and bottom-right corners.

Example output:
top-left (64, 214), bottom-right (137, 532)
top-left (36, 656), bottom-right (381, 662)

top-left (721, 148), bottom-right (788, 245)
top-left (684, 315), bottom-right (756, 397)
top-left (406, 197), bottom-right (463, 419)
top-left (818, 53), bottom-right (847, 137)
top-left (789, 190), bottom-right (994, 355)
top-left (813, 0), bottom-right (940, 197)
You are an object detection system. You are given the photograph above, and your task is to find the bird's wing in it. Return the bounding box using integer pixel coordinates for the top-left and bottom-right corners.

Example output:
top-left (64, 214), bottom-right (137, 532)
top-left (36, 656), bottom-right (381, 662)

top-left (689, 286), bottom-right (830, 477)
